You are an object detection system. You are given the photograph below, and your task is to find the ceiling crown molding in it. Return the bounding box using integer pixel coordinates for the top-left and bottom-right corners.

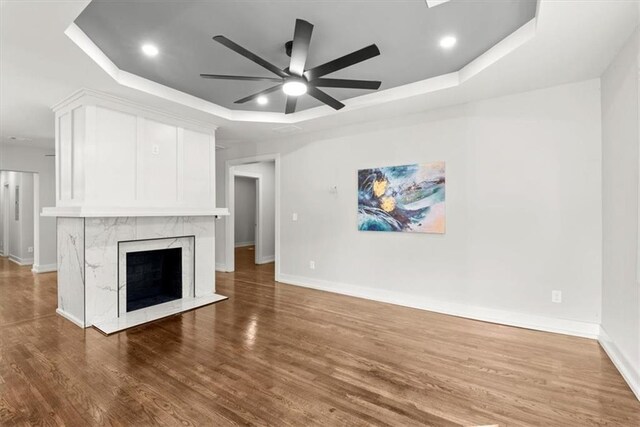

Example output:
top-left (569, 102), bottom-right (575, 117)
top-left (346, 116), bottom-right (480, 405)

top-left (64, 15), bottom-right (537, 125)
top-left (425, 0), bottom-right (451, 8)
top-left (51, 87), bottom-right (219, 132)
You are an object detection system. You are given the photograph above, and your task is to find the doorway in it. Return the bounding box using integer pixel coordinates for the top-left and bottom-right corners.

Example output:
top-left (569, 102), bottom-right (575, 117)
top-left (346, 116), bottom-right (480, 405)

top-left (225, 156), bottom-right (279, 276)
top-left (0, 170), bottom-right (39, 267)
top-left (234, 174), bottom-right (259, 264)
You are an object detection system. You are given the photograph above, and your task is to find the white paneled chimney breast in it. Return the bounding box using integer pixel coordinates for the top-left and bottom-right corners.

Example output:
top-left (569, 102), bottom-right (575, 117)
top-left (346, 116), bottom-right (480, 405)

top-left (44, 89), bottom-right (229, 334)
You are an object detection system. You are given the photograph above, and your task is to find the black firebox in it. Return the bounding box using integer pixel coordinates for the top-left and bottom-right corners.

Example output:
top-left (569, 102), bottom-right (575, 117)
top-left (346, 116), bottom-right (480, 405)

top-left (126, 248), bottom-right (182, 312)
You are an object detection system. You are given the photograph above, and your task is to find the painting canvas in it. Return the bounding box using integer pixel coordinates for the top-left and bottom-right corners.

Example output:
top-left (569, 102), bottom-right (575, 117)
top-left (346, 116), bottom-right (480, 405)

top-left (357, 162), bottom-right (445, 233)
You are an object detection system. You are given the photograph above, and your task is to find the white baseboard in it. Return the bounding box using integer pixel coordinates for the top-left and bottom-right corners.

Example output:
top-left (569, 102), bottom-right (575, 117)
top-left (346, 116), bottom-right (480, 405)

top-left (56, 308), bottom-right (85, 328)
top-left (257, 255), bottom-right (275, 264)
top-left (32, 263), bottom-right (57, 273)
top-left (215, 262), bottom-right (228, 272)
top-left (235, 241), bottom-right (255, 248)
top-left (8, 255), bottom-right (34, 266)
top-left (599, 327), bottom-right (640, 401)
top-left (277, 274), bottom-right (600, 339)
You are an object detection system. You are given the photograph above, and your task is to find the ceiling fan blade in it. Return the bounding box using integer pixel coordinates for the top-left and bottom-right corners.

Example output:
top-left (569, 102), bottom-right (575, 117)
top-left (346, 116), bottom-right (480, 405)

top-left (289, 19), bottom-right (314, 77)
top-left (200, 74), bottom-right (282, 82)
top-left (213, 35), bottom-right (288, 78)
top-left (285, 96), bottom-right (297, 114)
top-left (234, 84), bottom-right (282, 104)
top-left (311, 78), bottom-right (381, 90)
top-left (304, 44), bottom-right (380, 81)
top-left (307, 86), bottom-right (345, 110)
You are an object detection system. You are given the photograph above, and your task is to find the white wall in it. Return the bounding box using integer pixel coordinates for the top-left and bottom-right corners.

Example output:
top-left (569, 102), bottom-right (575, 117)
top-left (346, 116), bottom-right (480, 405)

top-left (234, 176), bottom-right (256, 246)
top-left (0, 144), bottom-right (56, 269)
top-left (217, 79), bottom-right (602, 336)
top-left (601, 27), bottom-right (640, 398)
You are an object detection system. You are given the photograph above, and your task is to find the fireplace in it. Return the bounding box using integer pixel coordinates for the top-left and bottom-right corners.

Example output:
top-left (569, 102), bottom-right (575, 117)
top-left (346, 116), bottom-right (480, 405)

top-left (118, 236), bottom-right (196, 316)
top-left (126, 248), bottom-right (183, 312)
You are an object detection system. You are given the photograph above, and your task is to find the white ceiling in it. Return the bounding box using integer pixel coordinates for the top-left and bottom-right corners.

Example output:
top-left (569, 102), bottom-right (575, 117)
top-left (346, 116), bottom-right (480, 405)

top-left (0, 0), bottom-right (638, 150)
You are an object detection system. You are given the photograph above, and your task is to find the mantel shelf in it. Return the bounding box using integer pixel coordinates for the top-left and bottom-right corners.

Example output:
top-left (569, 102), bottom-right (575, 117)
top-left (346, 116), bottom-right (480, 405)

top-left (42, 206), bottom-right (230, 218)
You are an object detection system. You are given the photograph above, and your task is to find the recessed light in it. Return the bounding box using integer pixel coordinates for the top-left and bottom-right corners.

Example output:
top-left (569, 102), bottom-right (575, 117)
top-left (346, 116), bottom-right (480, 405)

top-left (256, 96), bottom-right (268, 105)
top-left (141, 43), bottom-right (159, 57)
top-left (439, 36), bottom-right (457, 49)
top-left (282, 80), bottom-right (307, 96)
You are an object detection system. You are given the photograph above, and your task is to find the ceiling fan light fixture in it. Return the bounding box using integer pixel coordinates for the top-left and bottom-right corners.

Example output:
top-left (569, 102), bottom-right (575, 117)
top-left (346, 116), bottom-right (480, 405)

top-left (282, 80), bottom-right (307, 96)
top-left (203, 19), bottom-right (381, 113)
top-left (439, 35), bottom-right (457, 49)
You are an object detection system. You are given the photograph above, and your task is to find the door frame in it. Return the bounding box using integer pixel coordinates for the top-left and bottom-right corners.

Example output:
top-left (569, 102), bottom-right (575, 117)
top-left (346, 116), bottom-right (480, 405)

top-left (2, 176), bottom-right (9, 257)
top-left (0, 170), bottom-right (40, 267)
top-left (233, 172), bottom-right (261, 264)
top-left (224, 154), bottom-right (280, 278)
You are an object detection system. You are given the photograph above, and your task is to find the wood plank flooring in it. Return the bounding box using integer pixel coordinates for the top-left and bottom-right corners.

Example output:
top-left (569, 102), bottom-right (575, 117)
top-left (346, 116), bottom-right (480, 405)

top-left (0, 248), bottom-right (639, 426)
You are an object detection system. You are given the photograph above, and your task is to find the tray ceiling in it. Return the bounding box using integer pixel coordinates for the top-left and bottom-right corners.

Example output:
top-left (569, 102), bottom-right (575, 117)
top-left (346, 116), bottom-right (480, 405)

top-left (74, 0), bottom-right (537, 114)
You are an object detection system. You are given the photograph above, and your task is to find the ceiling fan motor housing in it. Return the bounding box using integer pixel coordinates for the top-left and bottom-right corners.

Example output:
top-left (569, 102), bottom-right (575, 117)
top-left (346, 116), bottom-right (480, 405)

top-left (285, 40), bottom-right (293, 57)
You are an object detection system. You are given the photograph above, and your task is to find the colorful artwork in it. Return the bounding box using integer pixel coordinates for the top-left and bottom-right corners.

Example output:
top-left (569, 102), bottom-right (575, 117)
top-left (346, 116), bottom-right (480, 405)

top-left (357, 162), bottom-right (445, 233)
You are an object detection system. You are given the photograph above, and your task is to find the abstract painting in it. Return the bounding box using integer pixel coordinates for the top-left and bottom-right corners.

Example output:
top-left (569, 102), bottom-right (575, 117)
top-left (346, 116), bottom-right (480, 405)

top-left (357, 162), bottom-right (445, 233)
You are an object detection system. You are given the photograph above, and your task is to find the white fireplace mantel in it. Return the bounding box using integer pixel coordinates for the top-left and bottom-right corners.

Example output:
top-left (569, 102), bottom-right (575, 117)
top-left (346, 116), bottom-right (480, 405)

top-left (42, 206), bottom-right (229, 218)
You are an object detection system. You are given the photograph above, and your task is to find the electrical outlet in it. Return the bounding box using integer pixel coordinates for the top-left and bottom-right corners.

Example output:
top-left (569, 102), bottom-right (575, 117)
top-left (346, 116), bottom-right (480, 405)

top-left (152, 144), bottom-right (160, 155)
top-left (309, 260), bottom-right (315, 270)
top-left (551, 290), bottom-right (562, 303)
top-left (28, 246), bottom-right (33, 253)
top-left (292, 213), bottom-right (298, 221)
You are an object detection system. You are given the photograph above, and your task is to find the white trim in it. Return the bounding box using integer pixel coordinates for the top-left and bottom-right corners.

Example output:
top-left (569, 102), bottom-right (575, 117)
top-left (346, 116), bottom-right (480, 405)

top-left (235, 241), bottom-right (255, 248)
top-left (277, 273), bottom-right (600, 339)
top-left (257, 255), bottom-right (275, 265)
top-left (224, 154), bottom-right (280, 278)
top-left (52, 87), bottom-right (219, 132)
top-left (599, 327), bottom-right (640, 401)
top-left (64, 18), bottom-right (536, 125)
top-left (33, 173), bottom-right (40, 268)
top-left (32, 263), bottom-right (57, 273)
top-left (425, 0), bottom-right (451, 7)
top-left (8, 255), bottom-right (34, 266)
top-left (2, 178), bottom-right (7, 259)
top-left (215, 262), bottom-right (227, 272)
top-left (56, 308), bottom-right (85, 328)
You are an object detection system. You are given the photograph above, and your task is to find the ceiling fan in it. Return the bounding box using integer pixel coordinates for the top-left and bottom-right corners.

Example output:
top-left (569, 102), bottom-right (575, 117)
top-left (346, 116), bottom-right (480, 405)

top-left (200, 19), bottom-right (381, 114)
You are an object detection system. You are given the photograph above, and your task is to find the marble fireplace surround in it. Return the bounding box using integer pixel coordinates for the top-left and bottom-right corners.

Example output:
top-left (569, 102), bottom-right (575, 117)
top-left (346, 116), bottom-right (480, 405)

top-left (118, 236), bottom-right (195, 315)
top-left (54, 215), bottom-right (227, 334)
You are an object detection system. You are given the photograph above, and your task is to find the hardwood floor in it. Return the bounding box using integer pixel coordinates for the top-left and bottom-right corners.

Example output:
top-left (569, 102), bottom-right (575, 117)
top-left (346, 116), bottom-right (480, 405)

top-left (1, 249), bottom-right (638, 426)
